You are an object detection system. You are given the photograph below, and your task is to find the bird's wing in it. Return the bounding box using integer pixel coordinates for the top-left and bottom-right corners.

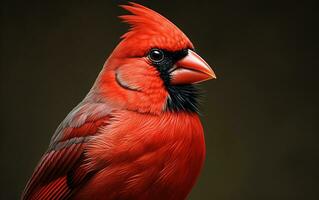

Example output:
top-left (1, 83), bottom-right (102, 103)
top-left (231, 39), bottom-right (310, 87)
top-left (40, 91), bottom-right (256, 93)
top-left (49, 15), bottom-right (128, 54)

top-left (22, 102), bottom-right (112, 200)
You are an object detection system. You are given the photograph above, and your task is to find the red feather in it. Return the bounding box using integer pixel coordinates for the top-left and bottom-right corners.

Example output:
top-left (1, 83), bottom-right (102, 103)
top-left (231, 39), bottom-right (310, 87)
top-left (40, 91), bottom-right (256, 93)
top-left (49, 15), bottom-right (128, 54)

top-left (22, 102), bottom-right (112, 199)
top-left (114, 2), bottom-right (193, 57)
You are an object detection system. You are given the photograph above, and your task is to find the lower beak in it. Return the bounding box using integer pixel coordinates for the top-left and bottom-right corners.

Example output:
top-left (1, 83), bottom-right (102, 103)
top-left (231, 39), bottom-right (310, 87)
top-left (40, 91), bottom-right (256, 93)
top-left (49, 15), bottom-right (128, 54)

top-left (170, 49), bottom-right (216, 85)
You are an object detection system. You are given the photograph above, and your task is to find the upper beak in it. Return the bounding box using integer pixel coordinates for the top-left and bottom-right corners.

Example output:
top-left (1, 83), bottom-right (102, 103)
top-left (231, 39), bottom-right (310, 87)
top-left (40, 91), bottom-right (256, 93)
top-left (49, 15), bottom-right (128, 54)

top-left (170, 49), bottom-right (216, 85)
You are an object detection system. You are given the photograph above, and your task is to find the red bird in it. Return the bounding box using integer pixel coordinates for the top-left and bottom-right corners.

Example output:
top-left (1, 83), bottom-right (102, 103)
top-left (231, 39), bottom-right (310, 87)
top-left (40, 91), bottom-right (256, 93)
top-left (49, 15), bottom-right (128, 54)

top-left (22, 2), bottom-right (216, 200)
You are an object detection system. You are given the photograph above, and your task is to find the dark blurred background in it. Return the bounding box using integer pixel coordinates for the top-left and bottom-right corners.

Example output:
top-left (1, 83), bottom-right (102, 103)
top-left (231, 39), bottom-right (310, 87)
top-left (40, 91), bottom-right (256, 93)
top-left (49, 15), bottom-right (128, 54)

top-left (1, 0), bottom-right (318, 199)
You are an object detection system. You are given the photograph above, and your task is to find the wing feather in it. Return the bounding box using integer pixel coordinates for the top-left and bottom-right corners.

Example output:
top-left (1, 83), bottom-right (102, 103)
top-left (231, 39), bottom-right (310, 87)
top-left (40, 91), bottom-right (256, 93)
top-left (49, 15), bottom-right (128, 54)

top-left (22, 102), bottom-right (112, 200)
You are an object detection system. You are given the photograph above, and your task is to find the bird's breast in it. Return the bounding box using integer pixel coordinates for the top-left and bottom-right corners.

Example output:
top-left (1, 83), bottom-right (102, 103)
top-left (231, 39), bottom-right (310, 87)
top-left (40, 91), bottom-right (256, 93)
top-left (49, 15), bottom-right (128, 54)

top-left (76, 111), bottom-right (206, 200)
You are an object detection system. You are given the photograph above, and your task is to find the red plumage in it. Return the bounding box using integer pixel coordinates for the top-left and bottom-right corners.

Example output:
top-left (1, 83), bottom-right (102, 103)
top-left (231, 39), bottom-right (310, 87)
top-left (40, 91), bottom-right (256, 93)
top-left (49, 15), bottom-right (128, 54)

top-left (22, 2), bottom-right (215, 200)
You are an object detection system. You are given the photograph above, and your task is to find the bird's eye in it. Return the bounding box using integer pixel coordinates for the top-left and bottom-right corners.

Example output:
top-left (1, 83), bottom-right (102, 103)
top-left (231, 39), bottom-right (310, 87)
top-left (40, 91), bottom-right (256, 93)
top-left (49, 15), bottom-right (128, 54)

top-left (148, 49), bottom-right (164, 62)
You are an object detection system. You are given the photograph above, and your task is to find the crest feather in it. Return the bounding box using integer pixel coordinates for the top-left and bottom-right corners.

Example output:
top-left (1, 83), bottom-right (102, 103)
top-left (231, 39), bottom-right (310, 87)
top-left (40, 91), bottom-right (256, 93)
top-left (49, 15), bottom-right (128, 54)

top-left (118, 2), bottom-right (193, 51)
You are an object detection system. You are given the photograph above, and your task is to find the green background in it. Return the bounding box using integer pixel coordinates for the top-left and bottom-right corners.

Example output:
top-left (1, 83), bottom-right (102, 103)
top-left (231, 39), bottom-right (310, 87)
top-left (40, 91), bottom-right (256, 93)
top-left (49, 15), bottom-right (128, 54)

top-left (1, 0), bottom-right (318, 199)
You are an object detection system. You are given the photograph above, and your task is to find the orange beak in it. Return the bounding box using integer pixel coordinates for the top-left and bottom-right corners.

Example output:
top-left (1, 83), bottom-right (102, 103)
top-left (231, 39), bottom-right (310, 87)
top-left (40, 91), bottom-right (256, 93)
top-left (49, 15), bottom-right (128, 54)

top-left (170, 50), bottom-right (216, 85)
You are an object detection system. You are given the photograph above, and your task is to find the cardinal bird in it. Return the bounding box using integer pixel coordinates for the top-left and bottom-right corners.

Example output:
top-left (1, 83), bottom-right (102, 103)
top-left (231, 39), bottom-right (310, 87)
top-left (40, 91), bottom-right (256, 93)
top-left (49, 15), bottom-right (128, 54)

top-left (22, 2), bottom-right (216, 200)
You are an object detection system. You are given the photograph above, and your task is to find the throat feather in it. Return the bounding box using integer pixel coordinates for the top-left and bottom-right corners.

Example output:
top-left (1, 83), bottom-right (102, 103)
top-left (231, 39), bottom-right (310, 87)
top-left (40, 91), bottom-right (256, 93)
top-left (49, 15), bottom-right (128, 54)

top-left (165, 84), bottom-right (199, 113)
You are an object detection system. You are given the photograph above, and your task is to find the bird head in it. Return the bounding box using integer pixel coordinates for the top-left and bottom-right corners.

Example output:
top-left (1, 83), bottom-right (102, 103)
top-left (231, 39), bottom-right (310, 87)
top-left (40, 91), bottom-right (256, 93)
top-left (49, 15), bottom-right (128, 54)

top-left (95, 2), bottom-right (216, 114)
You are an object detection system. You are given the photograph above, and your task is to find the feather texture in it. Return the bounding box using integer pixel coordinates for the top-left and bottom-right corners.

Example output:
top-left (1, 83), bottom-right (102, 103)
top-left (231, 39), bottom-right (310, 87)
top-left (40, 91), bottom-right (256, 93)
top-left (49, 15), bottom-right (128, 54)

top-left (22, 102), bottom-right (112, 200)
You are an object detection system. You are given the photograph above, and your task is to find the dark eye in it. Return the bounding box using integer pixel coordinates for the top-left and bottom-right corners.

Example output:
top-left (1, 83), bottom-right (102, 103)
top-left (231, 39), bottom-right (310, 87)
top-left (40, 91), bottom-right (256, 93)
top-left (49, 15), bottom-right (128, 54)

top-left (148, 49), bottom-right (164, 62)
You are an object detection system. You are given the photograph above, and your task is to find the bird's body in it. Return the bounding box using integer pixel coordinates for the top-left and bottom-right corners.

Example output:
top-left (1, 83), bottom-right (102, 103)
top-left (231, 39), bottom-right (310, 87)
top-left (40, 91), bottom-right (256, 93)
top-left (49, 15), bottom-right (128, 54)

top-left (74, 109), bottom-right (205, 200)
top-left (22, 3), bottom-right (215, 200)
